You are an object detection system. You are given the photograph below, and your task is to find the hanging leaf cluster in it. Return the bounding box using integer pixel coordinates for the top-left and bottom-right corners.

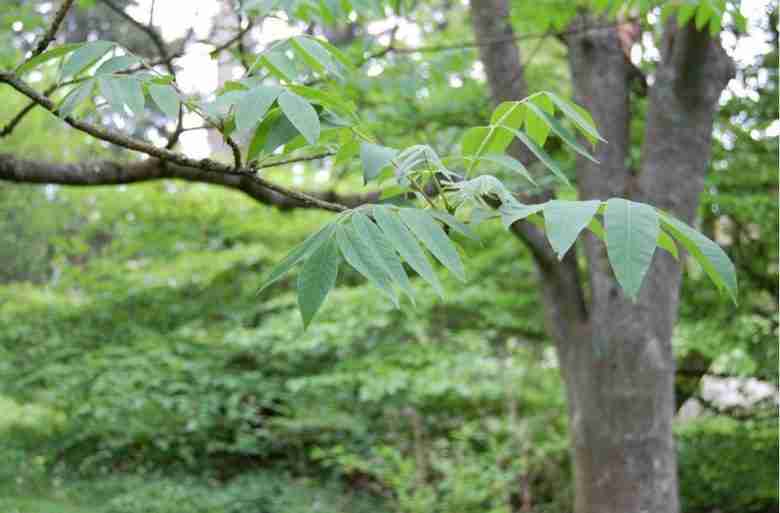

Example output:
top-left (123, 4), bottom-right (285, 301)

top-left (13, 18), bottom-right (738, 329)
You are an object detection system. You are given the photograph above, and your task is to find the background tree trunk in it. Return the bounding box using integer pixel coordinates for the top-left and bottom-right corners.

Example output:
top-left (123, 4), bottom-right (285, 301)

top-left (471, 4), bottom-right (734, 512)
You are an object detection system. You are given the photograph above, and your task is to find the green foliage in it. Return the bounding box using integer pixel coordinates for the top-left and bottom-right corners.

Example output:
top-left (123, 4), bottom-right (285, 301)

top-left (0, 176), bottom-right (771, 512)
top-left (0, 2), bottom-right (772, 511)
top-left (676, 417), bottom-right (779, 512)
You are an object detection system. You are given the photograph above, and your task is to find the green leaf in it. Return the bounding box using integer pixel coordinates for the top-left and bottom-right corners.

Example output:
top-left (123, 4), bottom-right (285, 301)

top-left (524, 101), bottom-right (551, 146)
top-left (604, 198), bottom-right (659, 299)
top-left (360, 142), bottom-right (398, 184)
top-left (277, 91), bottom-right (320, 145)
top-left (290, 36), bottom-right (327, 74)
top-left (461, 126), bottom-right (514, 160)
top-left (398, 208), bottom-right (465, 281)
top-left (677, 3), bottom-right (697, 26)
top-left (287, 85), bottom-right (356, 120)
top-left (352, 212), bottom-right (414, 301)
top-left (148, 84), bottom-right (180, 120)
top-left (543, 200), bottom-right (601, 259)
top-left (258, 51), bottom-right (298, 81)
top-left (334, 139), bottom-right (360, 167)
top-left (499, 201), bottom-right (547, 229)
top-left (373, 205), bottom-right (444, 297)
top-left (588, 217), bottom-right (605, 240)
top-left (99, 76), bottom-right (144, 116)
top-left (427, 211), bottom-right (480, 242)
top-left (257, 223), bottom-right (335, 294)
top-left (95, 54), bottom-right (141, 75)
top-left (695, 3), bottom-right (713, 30)
top-left (336, 223), bottom-right (399, 306)
top-left (61, 41), bottom-right (114, 78)
top-left (657, 230), bottom-right (679, 260)
top-left (235, 85), bottom-right (282, 134)
top-left (16, 43), bottom-right (84, 75)
top-left (291, 36), bottom-right (341, 78)
top-left (490, 101), bottom-right (524, 129)
top-left (660, 214), bottom-right (737, 303)
top-left (505, 127), bottom-right (571, 187)
top-left (312, 38), bottom-right (355, 71)
top-left (247, 109), bottom-right (300, 160)
top-left (461, 126), bottom-right (490, 157)
top-left (297, 236), bottom-right (340, 328)
top-left (467, 154), bottom-right (536, 185)
top-left (545, 92), bottom-right (605, 143)
top-left (525, 101), bottom-right (598, 163)
top-left (58, 79), bottom-right (94, 117)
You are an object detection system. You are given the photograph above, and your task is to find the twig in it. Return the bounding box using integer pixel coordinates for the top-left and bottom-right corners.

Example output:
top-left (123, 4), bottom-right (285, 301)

top-left (98, 0), bottom-right (175, 75)
top-left (28, 0), bottom-right (76, 58)
top-left (224, 134), bottom-right (243, 170)
top-left (384, 21), bottom-right (633, 55)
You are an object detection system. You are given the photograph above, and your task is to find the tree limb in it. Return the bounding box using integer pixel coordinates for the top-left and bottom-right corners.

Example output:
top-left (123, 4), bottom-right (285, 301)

top-left (0, 154), bottom-right (377, 210)
top-left (0, 72), bottom-right (349, 213)
top-left (28, 0), bottom-right (76, 59)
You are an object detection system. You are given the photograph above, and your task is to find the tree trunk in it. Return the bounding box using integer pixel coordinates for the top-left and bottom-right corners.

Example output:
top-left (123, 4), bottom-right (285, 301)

top-left (471, 3), bottom-right (734, 512)
top-left (561, 17), bottom-right (681, 511)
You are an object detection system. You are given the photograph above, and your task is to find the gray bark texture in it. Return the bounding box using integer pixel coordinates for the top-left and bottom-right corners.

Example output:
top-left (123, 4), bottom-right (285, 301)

top-left (470, 3), bottom-right (734, 513)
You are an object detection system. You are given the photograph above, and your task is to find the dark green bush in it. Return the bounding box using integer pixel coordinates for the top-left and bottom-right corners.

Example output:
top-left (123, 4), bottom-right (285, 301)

top-left (677, 416), bottom-right (779, 513)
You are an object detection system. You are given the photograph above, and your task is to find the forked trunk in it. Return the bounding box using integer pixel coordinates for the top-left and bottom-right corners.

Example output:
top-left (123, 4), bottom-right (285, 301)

top-left (471, 2), bottom-right (733, 512)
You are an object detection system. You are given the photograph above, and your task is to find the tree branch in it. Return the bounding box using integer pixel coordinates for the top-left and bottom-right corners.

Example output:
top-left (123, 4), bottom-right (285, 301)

top-left (28, 0), bottom-right (76, 59)
top-left (98, 0), bottom-right (176, 76)
top-left (0, 72), bottom-right (349, 213)
top-left (0, 154), bottom-right (377, 211)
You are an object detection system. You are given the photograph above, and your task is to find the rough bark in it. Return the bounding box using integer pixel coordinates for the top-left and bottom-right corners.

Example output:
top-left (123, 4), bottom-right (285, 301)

top-left (472, 3), bottom-right (733, 512)
top-left (559, 16), bottom-right (732, 513)
top-left (0, 154), bottom-right (377, 210)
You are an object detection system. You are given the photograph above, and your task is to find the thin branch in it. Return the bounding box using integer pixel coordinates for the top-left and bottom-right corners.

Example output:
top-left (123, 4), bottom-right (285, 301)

top-left (206, 18), bottom-right (256, 64)
top-left (98, 0), bottom-right (175, 76)
top-left (0, 72), bottom-right (348, 213)
top-left (382, 21), bottom-right (634, 56)
top-left (28, 0), bottom-right (76, 58)
top-left (224, 134), bottom-right (243, 170)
